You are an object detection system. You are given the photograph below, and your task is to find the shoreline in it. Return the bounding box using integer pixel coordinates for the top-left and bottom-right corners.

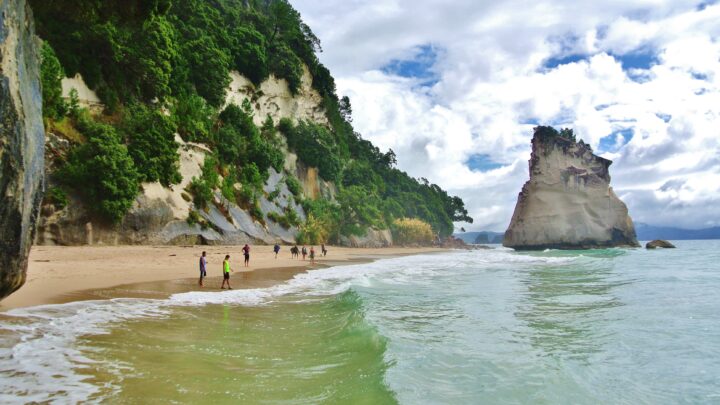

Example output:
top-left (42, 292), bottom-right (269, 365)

top-left (0, 245), bottom-right (447, 311)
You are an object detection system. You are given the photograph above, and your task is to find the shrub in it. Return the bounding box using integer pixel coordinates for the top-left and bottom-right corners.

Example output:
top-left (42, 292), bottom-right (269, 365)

top-left (40, 41), bottom-right (66, 119)
top-left (296, 214), bottom-right (329, 245)
top-left (279, 119), bottom-right (341, 181)
top-left (268, 188), bottom-right (280, 201)
top-left (301, 197), bottom-right (341, 242)
top-left (231, 26), bottom-right (268, 84)
top-left (239, 162), bottom-right (264, 191)
top-left (121, 103), bottom-right (181, 186)
top-left (173, 92), bottom-right (214, 143)
top-left (285, 175), bottom-right (302, 197)
top-left (59, 119), bottom-right (140, 222)
top-left (268, 42), bottom-right (303, 94)
top-left (188, 154), bottom-right (219, 210)
top-left (216, 104), bottom-right (284, 175)
top-left (67, 89), bottom-right (81, 119)
top-left (220, 170), bottom-right (237, 202)
top-left (182, 35), bottom-right (231, 107)
top-left (45, 186), bottom-right (69, 209)
top-left (267, 206), bottom-right (301, 229)
top-left (392, 218), bottom-right (434, 246)
top-left (249, 199), bottom-right (264, 224)
top-left (187, 209), bottom-right (200, 225)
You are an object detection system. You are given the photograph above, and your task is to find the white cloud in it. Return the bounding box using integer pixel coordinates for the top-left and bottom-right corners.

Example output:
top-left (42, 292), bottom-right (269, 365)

top-left (292, 0), bottom-right (720, 230)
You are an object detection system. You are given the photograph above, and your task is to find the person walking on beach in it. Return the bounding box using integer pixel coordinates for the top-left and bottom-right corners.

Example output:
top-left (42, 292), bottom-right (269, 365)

top-left (221, 255), bottom-right (233, 290)
top-left (321, 244), bottom-right (327, 257)
top-left (198, 251), bottom-right (207, 287)
top-left (242, 244), bottom-right (250, 267)
top-left (291, 245), bottom-right (299, 259)
top-left (309, 246), bottom-right (316, 264)
top-left (273, 243), bottom-right (281, 259)
top-left (301, 245), bottom-right (307, 261)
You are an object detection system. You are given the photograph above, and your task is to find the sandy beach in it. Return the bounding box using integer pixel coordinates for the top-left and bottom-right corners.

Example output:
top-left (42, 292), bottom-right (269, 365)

top-left (0, 245), bottom-right (446, 310)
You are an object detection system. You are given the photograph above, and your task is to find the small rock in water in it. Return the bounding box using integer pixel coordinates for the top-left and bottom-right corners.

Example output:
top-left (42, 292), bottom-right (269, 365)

top-left (646, 240), bottom-right (676, 249)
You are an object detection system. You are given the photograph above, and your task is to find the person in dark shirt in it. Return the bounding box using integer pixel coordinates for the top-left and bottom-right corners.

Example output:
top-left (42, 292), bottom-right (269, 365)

top-left (242, 244), bottom-right (250, 267)
top-left (198, 251), bottom-right (207, 287)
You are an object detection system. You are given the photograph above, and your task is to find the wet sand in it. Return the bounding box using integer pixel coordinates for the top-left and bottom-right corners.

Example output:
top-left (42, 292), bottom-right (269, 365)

top-left (1, 245), bottom-right (446, 310)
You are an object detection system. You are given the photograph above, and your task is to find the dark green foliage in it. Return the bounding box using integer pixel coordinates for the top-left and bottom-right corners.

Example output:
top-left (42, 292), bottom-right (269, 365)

top-left (268, 188), bottom-right (281, 201)
top-left (67, 89), bottom-right (80, 118)
top-left (59, 118), bottom-right (140, 222)
top-left (220, 170), bottom-right (237, 202)
top-left (121, 104), bottom-right (181, 186)
top-left (173, 92), bottom-right (214, 143)
top-left (535, 125), bottom-right (577, 143)
top-left (133, 16), bottom-right (178, 101)
top-left (559, 128), bottom-right (576, 140)
top-left (45, 186), bottom-right (69, 209)
top-left (182, 35), bottom-right (231, 107)
top-left (239, 162), bottom-right (264, 191)
top-left (284, 175), bottom-right (302, 198)
top-left (31, 0), bottom-right (473, 238)
top-left (279, 119), bottom-right (341, 181)
top-left (30, 0), bottom-right (328, 107)
top-left (189, 154), bottom-right (219, 210)
top-left (231, 26), bottom-right (269, 84)
top-left (268, 42), bottom-right (303, 94)
top-left (40, 42), bottom-right (66, 119)
top-left (217, 104), bottom-right (284, 176)
top-left (187, 209), bottom-right (200, 226)
top-left (337, 186), bottom-right (384, 236)
top-left (302, 198), bottom-right (342, 242)
top-left (267, 206), bottom-right (300, 229)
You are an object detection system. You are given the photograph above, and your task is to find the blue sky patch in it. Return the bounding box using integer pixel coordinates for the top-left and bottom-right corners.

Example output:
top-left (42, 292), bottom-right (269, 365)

top-left (382, 44), bottom-right (440, 87)
top-left (598, 128), bottom-right (634, 153)
top-left (611, 51), bottom-right (657, 70)
top-left (697, 1), bottom-right (717, 11)
top-left (656, 113), bottom-right (672, 123)
top-left (466, 153), bottom-right (504, 172)
top-left (519, 118), bottom-right (540, 126)
top-left (543, 54), bottom-right (587, 69)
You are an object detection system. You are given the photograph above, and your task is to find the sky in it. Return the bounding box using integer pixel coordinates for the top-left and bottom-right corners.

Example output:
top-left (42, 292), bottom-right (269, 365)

top-left (291, 0), bottom-right (720, 232)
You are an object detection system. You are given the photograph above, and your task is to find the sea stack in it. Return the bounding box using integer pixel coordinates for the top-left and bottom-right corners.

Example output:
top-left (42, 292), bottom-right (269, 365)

top-left (503, 126), bottom-right (639, 250)
top-left (0, 0), bottom-right (45, 300)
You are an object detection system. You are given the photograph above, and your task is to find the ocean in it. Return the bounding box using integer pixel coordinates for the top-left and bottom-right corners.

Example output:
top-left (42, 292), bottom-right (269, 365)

top-left (1, 241), bottom-right (719, 404)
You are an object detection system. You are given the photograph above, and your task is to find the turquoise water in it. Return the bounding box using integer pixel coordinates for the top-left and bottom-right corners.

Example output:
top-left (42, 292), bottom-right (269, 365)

top-left (1, 241), bottom-right (719, 403)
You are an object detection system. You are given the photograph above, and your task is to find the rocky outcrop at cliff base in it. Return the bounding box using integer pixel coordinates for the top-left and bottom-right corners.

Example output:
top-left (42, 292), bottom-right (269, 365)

top-left (0, 0), bottom-right (45, 300)
top-left (503, 127), bottom-right (639, 250)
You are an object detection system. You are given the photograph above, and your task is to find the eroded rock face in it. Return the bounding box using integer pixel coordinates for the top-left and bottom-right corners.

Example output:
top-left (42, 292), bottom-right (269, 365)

top-left (503, 128), bottom-right (639, 250)
top-left (0, 0), bottom-right (45, 299)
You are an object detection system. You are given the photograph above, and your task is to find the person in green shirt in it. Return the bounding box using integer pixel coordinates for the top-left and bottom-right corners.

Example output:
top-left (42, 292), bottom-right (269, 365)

top-left (221, 255), bottom-right (233, 290)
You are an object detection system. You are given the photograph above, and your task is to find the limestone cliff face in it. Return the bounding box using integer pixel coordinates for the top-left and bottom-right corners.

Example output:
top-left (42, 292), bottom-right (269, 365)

top-left (503, 129), bottom-right (639, 250)
top-left (0, 0), bottom-right (44, 299)
top-left (38, 70), bottom-right (364, 246)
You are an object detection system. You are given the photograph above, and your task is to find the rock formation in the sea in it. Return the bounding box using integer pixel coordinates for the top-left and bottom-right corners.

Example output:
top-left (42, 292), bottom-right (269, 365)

top-left (503, 126), bottom-right (639, 250)
top-left (0, 0), bottom-right (45, 299)
top-left (646, 240), bottom-right (676, 249)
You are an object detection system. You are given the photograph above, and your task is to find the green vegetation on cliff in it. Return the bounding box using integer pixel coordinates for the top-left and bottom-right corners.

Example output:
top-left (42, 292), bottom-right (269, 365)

top-left (34, 0), bottom-right (472, 239)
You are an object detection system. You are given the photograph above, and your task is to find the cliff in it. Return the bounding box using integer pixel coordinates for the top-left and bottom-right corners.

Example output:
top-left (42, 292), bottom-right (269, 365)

top-left (29, 0), bottom-right (470, 249)
top-left (38, 72), bottom-right (327, 246)
top-left (503, 127), bottom-right (639, 250)
top-left (0, 0), bottom-right (45, 299)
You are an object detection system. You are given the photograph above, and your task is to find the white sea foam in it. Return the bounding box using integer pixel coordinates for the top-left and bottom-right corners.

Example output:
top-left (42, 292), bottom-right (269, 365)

top-left (0, 248), bottom-right (566, 403)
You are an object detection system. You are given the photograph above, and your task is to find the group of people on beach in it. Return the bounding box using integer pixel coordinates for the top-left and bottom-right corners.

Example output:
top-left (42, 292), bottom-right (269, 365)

top-left (289, 244), bottom-right (328, 263)
top-left (198, 243), bottom-right (328, 289)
